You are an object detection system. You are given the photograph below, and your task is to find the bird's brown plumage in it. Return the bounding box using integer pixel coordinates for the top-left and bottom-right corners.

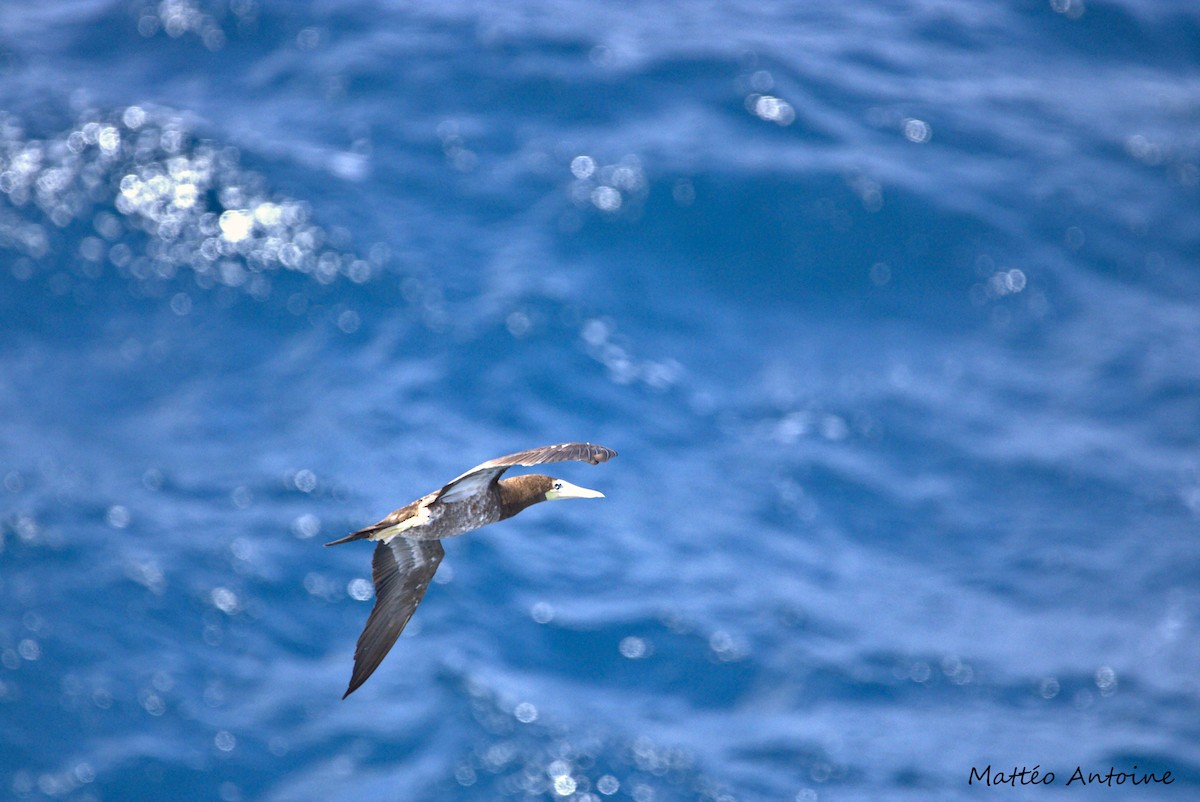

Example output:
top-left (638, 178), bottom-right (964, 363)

top-left (497, 474), bottom-right (555, 520)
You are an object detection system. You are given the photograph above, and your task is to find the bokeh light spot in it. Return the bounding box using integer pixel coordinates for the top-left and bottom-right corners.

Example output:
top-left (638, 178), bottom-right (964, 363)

top-left (347, 578), bottom-right (373, 601)
top-left (902, 118), bottom-right (932, 143)
top-left (214, 730), bottom-right (236, 752)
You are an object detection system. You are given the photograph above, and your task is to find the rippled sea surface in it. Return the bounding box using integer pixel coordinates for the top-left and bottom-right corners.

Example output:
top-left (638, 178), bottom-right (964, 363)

top-left (2, 1), bottom-right (1199, 800)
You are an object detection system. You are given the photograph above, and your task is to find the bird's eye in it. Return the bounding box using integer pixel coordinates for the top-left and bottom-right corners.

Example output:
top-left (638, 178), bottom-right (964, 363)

top-left (553, 482), bottom-right (562, 490)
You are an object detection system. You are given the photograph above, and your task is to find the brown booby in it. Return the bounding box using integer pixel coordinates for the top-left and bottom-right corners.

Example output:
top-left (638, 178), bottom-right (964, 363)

top-left (326, 442), bottom-right (617, 698)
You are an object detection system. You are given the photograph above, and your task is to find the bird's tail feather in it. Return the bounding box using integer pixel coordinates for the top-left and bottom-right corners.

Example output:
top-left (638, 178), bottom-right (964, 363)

top-left (323, 528), bottom-right (375, 547)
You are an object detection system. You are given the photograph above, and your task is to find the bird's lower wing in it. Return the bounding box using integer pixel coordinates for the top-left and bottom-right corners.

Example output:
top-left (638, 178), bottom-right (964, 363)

top-left (438, 442), bottom-right (617, 503)
top-left (343, 537), bottom-right (444, 698)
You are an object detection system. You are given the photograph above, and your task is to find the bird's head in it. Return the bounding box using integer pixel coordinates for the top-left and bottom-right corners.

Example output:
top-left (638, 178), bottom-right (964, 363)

top-left (497, 474), bottom-right (606, 520)
top-left (544, 477), bottom-right (605, 501)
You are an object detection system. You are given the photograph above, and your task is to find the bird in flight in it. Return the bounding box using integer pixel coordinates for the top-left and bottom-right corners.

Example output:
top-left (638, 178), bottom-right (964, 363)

top-left (326, 442), bottom-right (617, 697)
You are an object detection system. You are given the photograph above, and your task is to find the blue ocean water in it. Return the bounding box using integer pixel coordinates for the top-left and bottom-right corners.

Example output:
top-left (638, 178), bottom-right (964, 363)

top-left (2, 1), bottom-right (1199, 799)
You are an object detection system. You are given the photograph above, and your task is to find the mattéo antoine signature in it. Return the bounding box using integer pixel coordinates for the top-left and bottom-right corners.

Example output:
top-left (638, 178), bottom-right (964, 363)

top-left (969, 764), bottom-right (1173, 788)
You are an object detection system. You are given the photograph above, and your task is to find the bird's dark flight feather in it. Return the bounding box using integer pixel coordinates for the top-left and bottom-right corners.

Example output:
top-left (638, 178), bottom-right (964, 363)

top-left (343, 537), bottom-right (444, 698)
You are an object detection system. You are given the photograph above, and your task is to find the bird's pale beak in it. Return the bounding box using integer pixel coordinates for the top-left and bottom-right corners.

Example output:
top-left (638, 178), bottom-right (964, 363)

top-left (551, 480), bottom-right (605, 500)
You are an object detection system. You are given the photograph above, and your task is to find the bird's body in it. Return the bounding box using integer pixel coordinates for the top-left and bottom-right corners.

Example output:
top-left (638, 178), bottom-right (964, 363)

top-left (326, 442), bottom-right (616, 697)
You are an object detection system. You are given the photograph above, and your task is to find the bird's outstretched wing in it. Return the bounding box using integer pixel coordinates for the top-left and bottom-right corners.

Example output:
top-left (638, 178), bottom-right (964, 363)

top-left (438, 442), bottom-right (617, 503)
top-left (343, 537), bottom-right (444, 698)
